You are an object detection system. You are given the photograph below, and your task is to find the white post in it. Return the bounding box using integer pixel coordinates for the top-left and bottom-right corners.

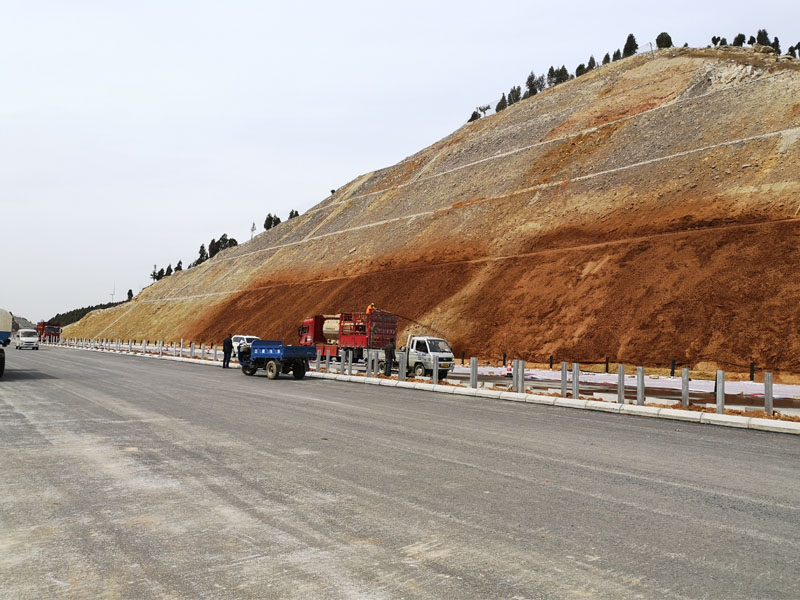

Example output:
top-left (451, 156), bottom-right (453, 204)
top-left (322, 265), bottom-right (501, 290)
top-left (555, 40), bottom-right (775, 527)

top-left (681, 368), bottom-right (690, 408)
top-left (470, 357), bottom-right (478, 388)
top-left (617, 364), bottom-right (625, 403)
top-left (561, 362), bottom-right (568, 397)
top-left (715, 370), bottom-right (725, 414)
top-left (764, 372), bottom-right (773, 415)
top-left (636, 367), bottom-right (645, 405)
top-left (572, 362), bottom-right (579, 399)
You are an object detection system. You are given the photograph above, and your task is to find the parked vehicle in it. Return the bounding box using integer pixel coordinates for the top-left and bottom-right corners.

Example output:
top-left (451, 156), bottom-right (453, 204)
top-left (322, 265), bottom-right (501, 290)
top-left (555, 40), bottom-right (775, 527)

top-left (401, 335), bottom-right (455, 380)
top-left (16, 328), bottom-right (39, 350)
top-left (36, 320), bottom-right (61, 342)
top-left (231, 334), bottom-right (259, 354)
top-left (237, 339), bottom-right (316, 380)
top-left (298, 311), bottom-right (397, 361)
top-left (0, 309), bottom-right (11, 378)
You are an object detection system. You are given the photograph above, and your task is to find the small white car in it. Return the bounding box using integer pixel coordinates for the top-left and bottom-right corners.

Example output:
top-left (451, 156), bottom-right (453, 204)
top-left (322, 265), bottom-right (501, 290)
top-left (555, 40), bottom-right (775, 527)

top-left (232, 334), bottom-right (259, 353)
top-left (16, 328), bottom-right (39, 350)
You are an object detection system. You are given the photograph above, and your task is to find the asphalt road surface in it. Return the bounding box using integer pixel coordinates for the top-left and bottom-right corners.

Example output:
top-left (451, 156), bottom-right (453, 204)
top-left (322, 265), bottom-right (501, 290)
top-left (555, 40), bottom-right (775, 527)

top-left (2, 348), bottom-right (799, 599)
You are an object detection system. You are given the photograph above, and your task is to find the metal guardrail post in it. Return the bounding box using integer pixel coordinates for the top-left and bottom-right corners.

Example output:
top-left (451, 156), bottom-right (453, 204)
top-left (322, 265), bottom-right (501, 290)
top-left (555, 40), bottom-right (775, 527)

top-left (764, 372), bottom-right (773, 415)
top-left (716, 370), bottom-right (725, 414)
top-left (433, 356), bottom-right (439, 385)
top-left (681, 368), bottom-right (689, 408)
top-left (470, 357), bottom-right (477, 389)
top-left (348, 350), bottom-right (354, 376)
top-left (617, 364), bottom-right (625, 404)
top-left (519, 360), bottom-right (525, 393)
top-left (315, 349), bottom-right (321, 372)
top-left (213, 344), bottom-right (218, 361)
top-left (511, 360), bottom-right (518, 392)
top-left (179, 339), bottom-right (184, 358)
top-left (398, 351), bottom-right (406, 381)
top-left (636, 367), bottom-right (645, 405)
top-left (325, 350), bottom-right (331, 373)
top-left (128, 339), bottom-right (132, 353)
top-left (561, 362), bottom-right (568, 397)
top-left (572, 362), bottom-right (580, 399)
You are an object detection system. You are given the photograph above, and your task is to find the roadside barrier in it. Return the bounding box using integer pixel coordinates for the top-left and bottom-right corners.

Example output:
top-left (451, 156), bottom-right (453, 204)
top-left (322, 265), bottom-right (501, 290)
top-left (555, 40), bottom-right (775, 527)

top-left (43, 337), bottom-right (797, 435)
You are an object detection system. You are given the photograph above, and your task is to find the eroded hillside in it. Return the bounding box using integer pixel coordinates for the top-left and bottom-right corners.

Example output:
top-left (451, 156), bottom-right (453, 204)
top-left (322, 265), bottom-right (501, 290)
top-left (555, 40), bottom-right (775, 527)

top-left (66, 47), bottom-right (800, 373)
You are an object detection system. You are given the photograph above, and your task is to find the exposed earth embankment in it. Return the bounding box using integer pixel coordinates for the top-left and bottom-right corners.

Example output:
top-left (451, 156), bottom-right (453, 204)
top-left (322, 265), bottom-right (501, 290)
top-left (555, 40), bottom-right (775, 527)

top-left (66, 48), bottom-right (800, 374)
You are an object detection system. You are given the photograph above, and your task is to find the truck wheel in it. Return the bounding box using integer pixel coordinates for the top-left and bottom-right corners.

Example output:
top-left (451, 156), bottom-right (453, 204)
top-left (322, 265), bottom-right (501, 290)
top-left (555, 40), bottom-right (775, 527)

top-left (413, 363), bottom-right (426, 378)
top-left (438, 370), bottom-right (448, 380)
top-left (378, 360), bottom-right (385, 373)
top-left (0, 348), bottom-right (5, 378)
top-left (266, 360), bottom-right (279, 380)
top-left (292, 362), bottom-right (306, 379)
top-left (242, 365), bottom-right (257, 376)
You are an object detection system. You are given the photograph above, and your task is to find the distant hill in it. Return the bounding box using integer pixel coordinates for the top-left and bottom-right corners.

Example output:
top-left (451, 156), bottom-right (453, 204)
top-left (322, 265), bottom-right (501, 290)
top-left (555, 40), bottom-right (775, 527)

top-left (11, 315), bottom-right (35, 331)
top-left (64, 47), bottom-right (800, 374)
top-left (52, 301), bottom-right (125, 327)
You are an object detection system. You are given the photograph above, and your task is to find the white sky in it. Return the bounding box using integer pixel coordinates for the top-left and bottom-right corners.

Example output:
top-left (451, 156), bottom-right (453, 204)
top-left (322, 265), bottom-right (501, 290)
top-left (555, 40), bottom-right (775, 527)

top-left (2, 0), bottom-right (798, 321)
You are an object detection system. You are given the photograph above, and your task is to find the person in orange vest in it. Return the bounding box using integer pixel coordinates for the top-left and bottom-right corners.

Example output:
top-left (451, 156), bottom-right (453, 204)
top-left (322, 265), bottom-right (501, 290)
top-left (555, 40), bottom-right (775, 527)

top-left (366, 302), bottom-right (376, 314)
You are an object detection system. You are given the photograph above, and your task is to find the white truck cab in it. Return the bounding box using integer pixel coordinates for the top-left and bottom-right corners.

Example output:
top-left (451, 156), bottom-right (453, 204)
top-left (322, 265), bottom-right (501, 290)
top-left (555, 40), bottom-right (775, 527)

top-left (16, 328), bottom-right (39, 350)
top-left (404, 335), bottom-right (455, 379)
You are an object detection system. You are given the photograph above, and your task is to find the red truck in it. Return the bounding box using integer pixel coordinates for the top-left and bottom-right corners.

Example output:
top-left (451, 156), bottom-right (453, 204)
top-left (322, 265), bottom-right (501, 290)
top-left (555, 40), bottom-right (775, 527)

top-left (37, 321), bottom-right (61, 342)
top-left (298, 312), bottom-right (398, 361)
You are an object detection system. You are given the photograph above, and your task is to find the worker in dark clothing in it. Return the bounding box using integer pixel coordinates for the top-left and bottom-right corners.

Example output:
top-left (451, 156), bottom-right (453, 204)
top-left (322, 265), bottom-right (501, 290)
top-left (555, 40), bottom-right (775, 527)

top-left (222, 333), bottom-right (233, 368)
top-left (383, 338), bottom-right (395, 376)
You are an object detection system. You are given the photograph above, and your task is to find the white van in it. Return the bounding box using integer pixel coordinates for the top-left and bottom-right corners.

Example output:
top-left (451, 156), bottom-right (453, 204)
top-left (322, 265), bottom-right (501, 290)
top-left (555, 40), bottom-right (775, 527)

top-left (16, 328), bottom-right (39, 350)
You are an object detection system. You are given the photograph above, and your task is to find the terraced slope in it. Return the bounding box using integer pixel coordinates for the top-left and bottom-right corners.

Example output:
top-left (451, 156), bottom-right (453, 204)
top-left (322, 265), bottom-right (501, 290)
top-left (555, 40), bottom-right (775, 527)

top-left (66, 47), bottom-right (800, 373)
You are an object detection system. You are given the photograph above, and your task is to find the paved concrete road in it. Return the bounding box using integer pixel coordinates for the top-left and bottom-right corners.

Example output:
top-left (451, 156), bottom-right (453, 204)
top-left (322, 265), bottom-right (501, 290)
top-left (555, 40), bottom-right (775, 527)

top-left (2, 348), bottom-right (799, 599)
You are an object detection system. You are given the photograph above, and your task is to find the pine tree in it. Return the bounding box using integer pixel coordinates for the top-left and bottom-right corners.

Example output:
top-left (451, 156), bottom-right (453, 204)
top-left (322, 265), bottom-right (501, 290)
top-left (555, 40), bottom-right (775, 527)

top-left (229, 238), bottom-right (238, 247)
top-left (208, 238), bottom-right (219, 258)
top-left (157, 268), bottom-right (165, 281)
top-left (656, 32), bottom-right (673, 48)
top-left (575, 63), bottom-right (586, 77)
top-left (772, 37), bottom-right (781, 54)
top-left (756, 29), bottom-right (770, 46)
top-left (127, 289), bottom-right (133, 301)
top-left (732, 33), bottom-right (746, 47)
top-left (495, 93), bottom-right (508, 112)
top-left (623, 34), bottom-right (638, 57)
top-left (264, 213), bottom-right (274, 230)
top-left (175, 260), bottom-right (182, 271)
top-left (165, 264), bottom-right (173, 277)
top-left (288, 209), bottom-right (299, 218)
top-left (508, 85), bottom-right (521, 105)
top-left (555, 65), bottom-right (569, 84)
top-left (602, 53), bottom-right (611, 65)
top-left (218, 233), bottom-right (229, 250)
top-left (547, 66), bottom-right (556, 87)
top-left (719, 37), bottom-right (728, 46)
top-left (612, 49), bottom-right (622, 61)
top-left (711, 36), bottom-right (720, 47)
top-left (468, 111), bottom-right (481, 122)
top-left (748, 35), bottom-right (756, 45)
top-left (197, 244), bottom-right (208, 265)
top-left (587, 55), bottom-right (596, 70)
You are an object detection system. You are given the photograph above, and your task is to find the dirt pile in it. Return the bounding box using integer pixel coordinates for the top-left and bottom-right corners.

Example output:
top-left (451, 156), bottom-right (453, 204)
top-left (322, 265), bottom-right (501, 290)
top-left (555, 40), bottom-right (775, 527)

top-left (65, 48), bottom-right (800, 375)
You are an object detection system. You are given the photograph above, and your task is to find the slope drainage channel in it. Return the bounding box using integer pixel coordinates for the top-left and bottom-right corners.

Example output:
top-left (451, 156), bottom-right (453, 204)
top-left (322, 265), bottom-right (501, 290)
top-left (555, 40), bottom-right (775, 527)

top-left (45, 343), bottom-right (800, 437)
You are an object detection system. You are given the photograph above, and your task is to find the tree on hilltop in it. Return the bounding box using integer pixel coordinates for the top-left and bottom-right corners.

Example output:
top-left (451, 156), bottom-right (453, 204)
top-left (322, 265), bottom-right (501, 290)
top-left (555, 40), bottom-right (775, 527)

top-left (468, 110), bottom-right (481, 122)
top-left (546, 66), bottom-right (556, 87)
top-left (748, 35), bottom-right (756, 45)
top-left (208, 238), bottom-right (219, 258)
top-left (525, 72), bottom-right (545, 97)
top-left (157, 268), bottom-right (165, 280)
top-left (507, 85), bottom-right (522, 105)
top-left (264, 213), bottom-right (281, 230)
top-left (772, 37), bottom-right (781, 54)
top-left (587, 55), bottom-right (596, 70)
top-left (196, 244), bottom-right (208, 265)
top-left (711, 36), bottom-right (720, 47)
top-left (623, 34), bottom-right (638, 57)
top-left (175, 260), bottom-right (182, 271)
top-left (288, 209), bottom-right (299, 219)
top-left (756, 29), bottom-right (771, 46)
top-left (495, 93), bottom-right (508, 112)
top-left (555, 65), bottom-right (569, 84)
top-left (575, 63), bottom-right (586, 77)
top-left (478, 104), bottom-right (490, 117)
top-left (612, 49), bottom-right (622, 61)
top-left (656, 32), bottom-right (673, 48)
top-left (719, 37), bottom-right (728, 46)
top-left (602, 52), bottom-right (611, 65)
top-left (732, 33), bottom-right (746, 47)
top-left (127, 289), bottom-right (133, 301)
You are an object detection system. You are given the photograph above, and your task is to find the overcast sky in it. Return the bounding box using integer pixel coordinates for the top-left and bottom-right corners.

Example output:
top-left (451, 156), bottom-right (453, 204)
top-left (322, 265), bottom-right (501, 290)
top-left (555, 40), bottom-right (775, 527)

top-left (2, 1), bottom-right (798, 321)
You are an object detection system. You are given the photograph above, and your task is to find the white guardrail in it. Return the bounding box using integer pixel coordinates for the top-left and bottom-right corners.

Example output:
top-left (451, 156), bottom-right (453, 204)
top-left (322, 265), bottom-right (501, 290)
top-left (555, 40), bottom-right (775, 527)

top-left (42, 337), bottom-right (800, 436)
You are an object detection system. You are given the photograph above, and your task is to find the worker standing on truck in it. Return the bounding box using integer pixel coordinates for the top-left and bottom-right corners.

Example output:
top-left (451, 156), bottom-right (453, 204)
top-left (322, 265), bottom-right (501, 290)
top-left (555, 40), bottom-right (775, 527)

top-left (383, 338), bottom-right (395, 376)
top-left (366, 302), bottom-right (376, 314)
top-left (222, 333), bottom-right (233, 368)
